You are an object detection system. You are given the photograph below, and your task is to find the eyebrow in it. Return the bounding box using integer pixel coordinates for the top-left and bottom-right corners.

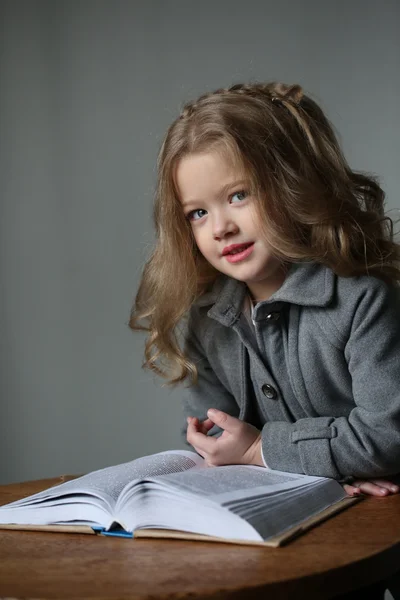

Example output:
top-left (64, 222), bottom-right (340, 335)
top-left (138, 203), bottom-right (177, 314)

top-left (181, 179), bottom-right (249, 209)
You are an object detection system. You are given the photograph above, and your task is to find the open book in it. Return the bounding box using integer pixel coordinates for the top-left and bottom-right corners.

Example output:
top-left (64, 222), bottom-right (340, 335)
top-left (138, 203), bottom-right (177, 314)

top-left (0, 450), bottom-right (359, 547)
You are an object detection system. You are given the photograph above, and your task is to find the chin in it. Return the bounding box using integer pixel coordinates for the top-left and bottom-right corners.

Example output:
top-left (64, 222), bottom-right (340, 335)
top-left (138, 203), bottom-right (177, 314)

top-left (228, 271), bottom-right (259, 284)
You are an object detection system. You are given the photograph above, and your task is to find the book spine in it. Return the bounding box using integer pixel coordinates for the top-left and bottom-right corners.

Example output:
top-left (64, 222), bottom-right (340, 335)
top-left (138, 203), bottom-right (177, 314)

top-left (100, 530), bottom-right (134, 538)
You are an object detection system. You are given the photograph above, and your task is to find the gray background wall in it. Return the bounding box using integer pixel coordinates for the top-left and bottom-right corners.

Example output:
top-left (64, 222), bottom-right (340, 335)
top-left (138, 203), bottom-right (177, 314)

top-left (0, 0), bottom-right (399, 485)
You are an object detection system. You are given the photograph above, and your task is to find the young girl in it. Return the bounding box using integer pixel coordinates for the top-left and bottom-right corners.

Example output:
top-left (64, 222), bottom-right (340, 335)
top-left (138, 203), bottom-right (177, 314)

top-left (130, 81), bottom-right (400, 499)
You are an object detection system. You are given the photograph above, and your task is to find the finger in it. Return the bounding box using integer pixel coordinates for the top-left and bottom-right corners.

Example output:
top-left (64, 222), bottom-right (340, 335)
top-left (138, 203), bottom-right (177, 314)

top-left (186, 417), bottom-right (214, 435)
top-left (368, 480), bottom-right (400, 493)
top-left (187, 416), bottom-right (203, 436)
top-left (198, 418), bottom-right (215, 435)
top-left (186, 417), bottom-right (217, 452)
top-left (206, 409), bottom-right (241, 433)
top-left (191, 444), bottom-right (207, 460)
top-left (186, 417), bottom-right (202, 442)
top-left (343, 484), bottom-right (362, 497)
top-left (352, 481), bottom-right (390, 497)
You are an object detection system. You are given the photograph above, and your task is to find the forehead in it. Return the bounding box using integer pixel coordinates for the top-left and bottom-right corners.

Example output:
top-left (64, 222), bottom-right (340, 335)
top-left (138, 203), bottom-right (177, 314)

top-left (174, 150), bottom-right (246, 200)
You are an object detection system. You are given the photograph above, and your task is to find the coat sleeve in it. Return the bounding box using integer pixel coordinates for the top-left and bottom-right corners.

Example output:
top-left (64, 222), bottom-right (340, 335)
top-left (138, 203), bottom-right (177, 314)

top-left (261, 281), bottom-right (400, 479)
top-left (180, 313), bottom-right (240, 447)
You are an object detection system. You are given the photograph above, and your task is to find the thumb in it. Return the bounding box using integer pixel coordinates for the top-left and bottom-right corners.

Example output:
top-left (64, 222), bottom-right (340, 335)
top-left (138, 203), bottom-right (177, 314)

top-left (207, 409), bottom-right (240, 432)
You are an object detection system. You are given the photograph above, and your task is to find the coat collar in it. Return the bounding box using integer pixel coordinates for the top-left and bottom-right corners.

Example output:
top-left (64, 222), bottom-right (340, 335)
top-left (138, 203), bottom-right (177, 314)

top-left (197, 262), bottom-right (336, 327)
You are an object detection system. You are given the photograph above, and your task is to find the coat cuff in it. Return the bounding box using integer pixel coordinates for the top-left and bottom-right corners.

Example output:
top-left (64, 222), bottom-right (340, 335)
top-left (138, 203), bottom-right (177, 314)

top-left (261, 419), bottom-right (342, 479)
top-left (260, 445), bottom-right (269, 468)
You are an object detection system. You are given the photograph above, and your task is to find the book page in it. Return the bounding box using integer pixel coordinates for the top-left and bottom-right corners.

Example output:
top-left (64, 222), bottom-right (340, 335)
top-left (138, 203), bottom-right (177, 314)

top-left (149, 464), bottom-right (327, 505)
top-left (1, 450), bottom-right (204, 510)
top-left (235, 480), bottom-right (347, 541)
top-left (130, 466), bottom-right (345, 543)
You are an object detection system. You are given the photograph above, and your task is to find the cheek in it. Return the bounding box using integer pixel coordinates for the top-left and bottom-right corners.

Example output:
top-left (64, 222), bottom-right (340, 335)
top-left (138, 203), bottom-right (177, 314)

top-left (192, 228), bottom-right (208, 252)
top-left (248, 210), bottom-right (262, 231)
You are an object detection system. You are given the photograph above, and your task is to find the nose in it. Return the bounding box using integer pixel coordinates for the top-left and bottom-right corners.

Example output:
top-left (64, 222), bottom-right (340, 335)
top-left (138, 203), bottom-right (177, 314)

top-left (212, 212), bottom-right (239, 240)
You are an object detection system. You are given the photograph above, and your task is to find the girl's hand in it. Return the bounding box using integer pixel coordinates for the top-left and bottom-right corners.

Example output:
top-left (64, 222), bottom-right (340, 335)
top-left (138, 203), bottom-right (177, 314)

top-left (186, 409), bottom-right (264, 467)
top-left (343, 479), bottom-right (400, 497)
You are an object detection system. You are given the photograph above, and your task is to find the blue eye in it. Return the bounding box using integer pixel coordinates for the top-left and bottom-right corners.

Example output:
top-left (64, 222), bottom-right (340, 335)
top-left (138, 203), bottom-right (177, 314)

top-left (231, 190), bottom-right (247, 203)
top-left (187, 208), bottom-right (207, 221)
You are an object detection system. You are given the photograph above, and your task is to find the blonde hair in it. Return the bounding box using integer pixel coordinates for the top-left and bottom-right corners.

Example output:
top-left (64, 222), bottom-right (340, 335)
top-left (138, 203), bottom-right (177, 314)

top-left (129, 81), bottom-right (400, 385)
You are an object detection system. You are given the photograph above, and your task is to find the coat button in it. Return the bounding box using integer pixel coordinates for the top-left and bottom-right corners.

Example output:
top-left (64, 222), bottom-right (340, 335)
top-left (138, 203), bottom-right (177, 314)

top-left (262, 384), bottom-right (278, 399)
top-left (266, 312), bottom-right (280, 322)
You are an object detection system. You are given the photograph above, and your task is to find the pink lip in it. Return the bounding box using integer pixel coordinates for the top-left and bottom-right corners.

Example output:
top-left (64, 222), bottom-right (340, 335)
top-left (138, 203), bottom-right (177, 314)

top-left (223, 242), bottom-right (254, 263)
top-left (222, 242), bottom-right (253, 256)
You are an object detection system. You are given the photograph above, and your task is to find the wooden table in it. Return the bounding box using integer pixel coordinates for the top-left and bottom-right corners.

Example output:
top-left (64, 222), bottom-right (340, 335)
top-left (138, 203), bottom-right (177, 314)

top-left (0, 476), bottom-right (399, 599)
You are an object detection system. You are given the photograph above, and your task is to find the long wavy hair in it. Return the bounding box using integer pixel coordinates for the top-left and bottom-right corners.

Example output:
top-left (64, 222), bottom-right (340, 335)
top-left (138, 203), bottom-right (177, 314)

top-left (129, 81), bottom-right (400, 385)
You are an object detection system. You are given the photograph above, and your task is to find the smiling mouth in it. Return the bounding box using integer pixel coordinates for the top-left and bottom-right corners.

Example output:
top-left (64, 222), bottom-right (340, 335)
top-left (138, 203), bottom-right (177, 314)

top-left (223, 243), bottom-right (255, 263)
top-left (229, 246), bottom-right (250, 255)
top-left (223, 243), bottom-right (253, 256)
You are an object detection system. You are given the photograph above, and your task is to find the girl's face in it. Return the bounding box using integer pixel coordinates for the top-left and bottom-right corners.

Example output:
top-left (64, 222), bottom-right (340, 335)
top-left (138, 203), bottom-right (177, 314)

top-left (175, 150), bottom-right (287, 301)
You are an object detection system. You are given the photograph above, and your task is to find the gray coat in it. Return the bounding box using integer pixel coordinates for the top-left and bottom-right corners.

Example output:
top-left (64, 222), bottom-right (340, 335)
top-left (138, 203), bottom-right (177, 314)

top-left (181, 261), bottom-right (400, 480)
